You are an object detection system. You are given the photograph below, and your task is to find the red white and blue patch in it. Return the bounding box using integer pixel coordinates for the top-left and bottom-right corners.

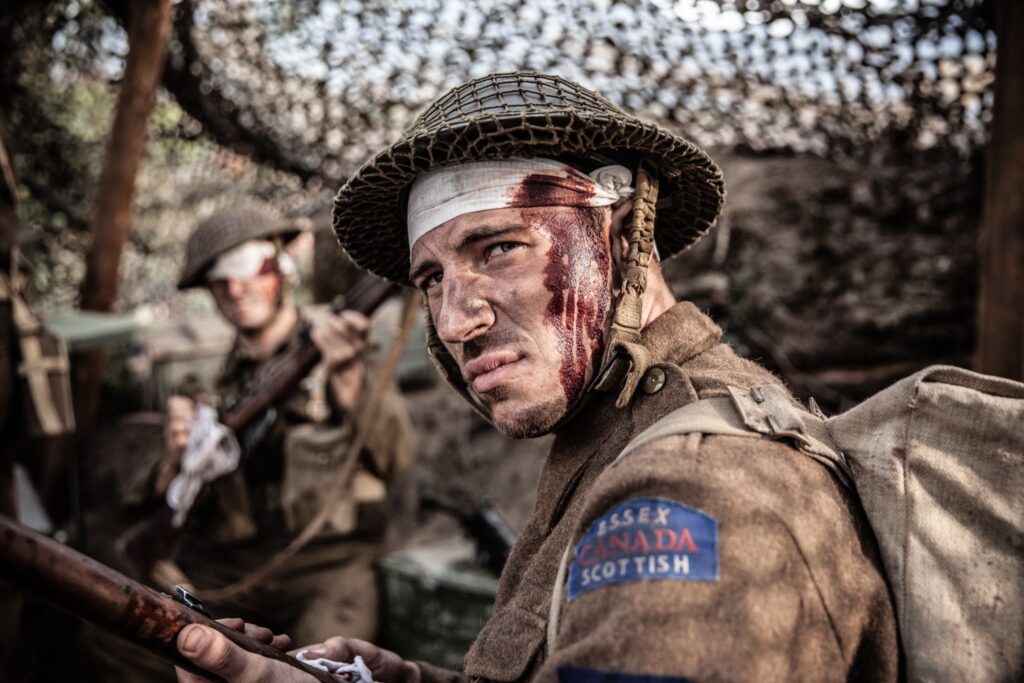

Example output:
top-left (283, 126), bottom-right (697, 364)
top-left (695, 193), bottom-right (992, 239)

top-left (567, 497), bottom-right (719, 600)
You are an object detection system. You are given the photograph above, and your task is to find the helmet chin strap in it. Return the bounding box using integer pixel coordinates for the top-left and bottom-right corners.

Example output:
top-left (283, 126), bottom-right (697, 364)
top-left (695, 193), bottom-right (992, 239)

top-left (591, 162), bottom-right (659, 398)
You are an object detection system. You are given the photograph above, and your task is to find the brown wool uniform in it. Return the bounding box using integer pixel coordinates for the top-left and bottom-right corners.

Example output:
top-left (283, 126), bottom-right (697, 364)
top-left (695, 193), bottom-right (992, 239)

top-left (418, 303), bottom-right (898, 683)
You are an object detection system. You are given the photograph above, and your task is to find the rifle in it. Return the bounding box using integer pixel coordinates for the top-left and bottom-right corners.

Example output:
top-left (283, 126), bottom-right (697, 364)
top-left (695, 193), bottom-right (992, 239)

top-left (0, 514), bottom-right (337, 682)
top-left (122, 275), bottom-right (400, 577)
top-left (421, 493), bottom-right (516, 575)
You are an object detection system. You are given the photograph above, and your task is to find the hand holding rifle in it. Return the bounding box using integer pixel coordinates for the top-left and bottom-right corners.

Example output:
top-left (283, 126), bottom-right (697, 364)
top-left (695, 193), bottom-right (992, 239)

top-left (123, 276), bottom-right (398, 577)
top-left (153, 307), bottom-right (372, 499)
top-left (0, 515), bottom-right (339, 683)
top-left (175, 627), bottom-right (421, 683)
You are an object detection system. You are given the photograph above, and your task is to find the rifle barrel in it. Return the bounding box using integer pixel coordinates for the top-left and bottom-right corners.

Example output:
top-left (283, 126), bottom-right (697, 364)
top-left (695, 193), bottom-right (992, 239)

top-left (0, 515), bottom-right (337, 682)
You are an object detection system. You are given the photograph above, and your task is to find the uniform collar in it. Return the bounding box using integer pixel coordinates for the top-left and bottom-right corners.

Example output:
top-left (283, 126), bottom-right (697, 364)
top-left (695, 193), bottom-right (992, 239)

top-left (592, 301), bottom-right (721, 408)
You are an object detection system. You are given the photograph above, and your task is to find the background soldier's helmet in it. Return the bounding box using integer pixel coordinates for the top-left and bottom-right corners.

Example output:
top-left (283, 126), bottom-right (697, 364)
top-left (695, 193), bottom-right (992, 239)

top-left (178, 206), bottom-right (301, 289)
top-left (333, 71), bottom-right (725, 284)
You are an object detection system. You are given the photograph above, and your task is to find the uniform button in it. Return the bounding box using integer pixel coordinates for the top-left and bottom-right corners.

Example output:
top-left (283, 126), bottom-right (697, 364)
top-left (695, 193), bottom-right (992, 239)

top-left (642, 367), bottom-right (667, 394)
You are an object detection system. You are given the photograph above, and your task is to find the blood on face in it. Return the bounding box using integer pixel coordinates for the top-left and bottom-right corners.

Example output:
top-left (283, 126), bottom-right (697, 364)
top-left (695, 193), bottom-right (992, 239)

top-left (533, 207), bottom-right (612, 408)
top-left (506, 170), bottom-right (614, 410)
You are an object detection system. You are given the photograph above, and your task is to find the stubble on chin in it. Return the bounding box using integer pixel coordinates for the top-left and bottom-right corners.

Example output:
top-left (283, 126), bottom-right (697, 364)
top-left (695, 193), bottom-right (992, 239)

top-left (489, 395), bottom-right (567, 439)
top-left (477, 382), bottom-right (569, 436)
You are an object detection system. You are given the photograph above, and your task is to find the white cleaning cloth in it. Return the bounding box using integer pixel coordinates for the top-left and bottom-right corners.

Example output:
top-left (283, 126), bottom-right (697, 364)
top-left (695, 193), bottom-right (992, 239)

top-left (296, 651), bottom-right (374, 682)
top-left (166, 404), bottom-right (241, 527)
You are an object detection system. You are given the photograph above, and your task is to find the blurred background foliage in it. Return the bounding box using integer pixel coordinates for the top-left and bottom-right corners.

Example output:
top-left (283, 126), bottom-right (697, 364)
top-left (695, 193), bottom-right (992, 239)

top-left (0, 0), bottom-right (996, 401)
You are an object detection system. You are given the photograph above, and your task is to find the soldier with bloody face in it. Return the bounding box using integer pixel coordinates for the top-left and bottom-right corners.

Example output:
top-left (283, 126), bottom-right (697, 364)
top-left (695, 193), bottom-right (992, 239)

top-left (173, 74), bottom-right (899, 683)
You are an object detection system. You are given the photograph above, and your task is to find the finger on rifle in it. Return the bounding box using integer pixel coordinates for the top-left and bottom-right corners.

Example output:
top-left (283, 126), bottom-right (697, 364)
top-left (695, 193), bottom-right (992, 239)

top-left (176, 624), bottom-right (310, 683)
top-left (316, 315), bottom-right (367, 346)
top-left (337, 310), bottom-right (370, 336)
top-left (217, 617), bottom-right (246, 633)
top-left (213, 618), bottom-right (288, 649)
top-left (241, 623), bottom-right (274, 645)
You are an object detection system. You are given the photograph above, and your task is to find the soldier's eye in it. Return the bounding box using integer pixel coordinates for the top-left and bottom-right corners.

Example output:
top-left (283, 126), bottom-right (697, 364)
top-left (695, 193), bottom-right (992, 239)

top-left (485, 242), bottom-right (522, 261)
top-left (422, 271), bottom-right (443, 290)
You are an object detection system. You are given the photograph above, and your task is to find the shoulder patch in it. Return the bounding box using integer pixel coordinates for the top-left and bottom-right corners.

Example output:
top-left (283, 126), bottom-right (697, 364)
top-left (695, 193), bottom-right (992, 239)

top-left (558, 667), bottom-right (692, 683)
top-left (567, 497), bottom-right (718, 600)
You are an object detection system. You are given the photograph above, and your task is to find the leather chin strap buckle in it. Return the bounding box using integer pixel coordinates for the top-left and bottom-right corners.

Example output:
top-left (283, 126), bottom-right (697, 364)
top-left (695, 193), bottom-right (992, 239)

top-left (592, 347), bottom-right (631, 393)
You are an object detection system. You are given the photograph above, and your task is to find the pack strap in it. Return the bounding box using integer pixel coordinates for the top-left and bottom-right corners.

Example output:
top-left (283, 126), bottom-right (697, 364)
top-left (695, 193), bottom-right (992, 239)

top-left (547, 384), bottom-right (851, 652)
top-left (617, 385), bottom-right (851, 486)
top-left (10, 288), bottom-right (73, 436)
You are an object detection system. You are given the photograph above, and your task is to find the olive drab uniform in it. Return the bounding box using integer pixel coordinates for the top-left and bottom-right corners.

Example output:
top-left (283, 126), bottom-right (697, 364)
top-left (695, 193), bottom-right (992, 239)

top-left (126, 312), bottom-right (408, 642)
top-left (415, 303), bottom-right (899, 683)
top-left (163, 312), bottom-right (412, 641)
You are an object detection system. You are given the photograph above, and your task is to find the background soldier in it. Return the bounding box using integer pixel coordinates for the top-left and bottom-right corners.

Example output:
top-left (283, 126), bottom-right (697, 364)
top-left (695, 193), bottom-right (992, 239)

top-left (103, 205), bottom-right (413, 681)
top-left (173, 74), bottom-right (898, 682)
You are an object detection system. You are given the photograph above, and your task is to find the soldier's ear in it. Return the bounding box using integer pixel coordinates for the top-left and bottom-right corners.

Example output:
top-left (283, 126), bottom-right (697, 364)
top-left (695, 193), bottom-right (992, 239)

top-left (608, 199), bottom-right (634, 280)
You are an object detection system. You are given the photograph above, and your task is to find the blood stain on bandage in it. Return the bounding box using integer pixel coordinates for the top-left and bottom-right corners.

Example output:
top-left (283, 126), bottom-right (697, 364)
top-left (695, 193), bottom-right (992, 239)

top-left (507, 171), bottom-right (597, 209)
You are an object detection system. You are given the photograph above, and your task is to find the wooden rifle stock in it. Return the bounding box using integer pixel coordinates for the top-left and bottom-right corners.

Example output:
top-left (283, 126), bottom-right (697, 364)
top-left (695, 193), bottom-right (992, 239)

top-left (122, 275), bottom-right (400, 577)
top-left (0, 515), bottom-right (337, 682)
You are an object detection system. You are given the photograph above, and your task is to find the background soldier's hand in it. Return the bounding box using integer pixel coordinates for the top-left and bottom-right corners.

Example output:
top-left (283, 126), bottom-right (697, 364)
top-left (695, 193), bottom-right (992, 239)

top-left (157, 395), bottom-right (196, 495)
top-left (175, 622), bottom-right (421, 683)
top-left (310, 310), bottom-right (370, 411)
top-left (303, 637), bottom-right (421, 682)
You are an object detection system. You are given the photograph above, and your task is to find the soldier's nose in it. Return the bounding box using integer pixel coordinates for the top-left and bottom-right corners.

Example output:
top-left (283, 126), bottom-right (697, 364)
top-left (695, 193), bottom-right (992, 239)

top-left (226, 278), bottom-right (246, 298)
top-left (436, 277), bottom-right (494, 344)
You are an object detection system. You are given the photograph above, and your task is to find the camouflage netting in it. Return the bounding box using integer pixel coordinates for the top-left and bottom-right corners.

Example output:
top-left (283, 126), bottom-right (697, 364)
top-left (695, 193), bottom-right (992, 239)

top-left (0, 0), bottom-right (996, 388)
top-left (161, 0), bottom-right (994, 179)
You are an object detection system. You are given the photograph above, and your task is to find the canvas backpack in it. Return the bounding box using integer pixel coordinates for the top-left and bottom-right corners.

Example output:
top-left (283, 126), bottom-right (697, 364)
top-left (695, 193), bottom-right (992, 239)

top-left (549, 365), bottom-right (1023, 682)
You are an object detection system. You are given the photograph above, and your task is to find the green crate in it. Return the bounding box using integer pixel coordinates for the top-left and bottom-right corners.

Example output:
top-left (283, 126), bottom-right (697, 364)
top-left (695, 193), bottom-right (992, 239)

top-left (378, 538), bottom-right (498, 670)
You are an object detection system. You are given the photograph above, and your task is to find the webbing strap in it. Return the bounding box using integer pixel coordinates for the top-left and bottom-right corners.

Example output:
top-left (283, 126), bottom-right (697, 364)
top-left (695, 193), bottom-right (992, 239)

top-left (547, 544), bottom-right (572, 650)
top-left (11, 293), bottom-right (70, 435)
top-left (616, 397), bottom-right (753, 463)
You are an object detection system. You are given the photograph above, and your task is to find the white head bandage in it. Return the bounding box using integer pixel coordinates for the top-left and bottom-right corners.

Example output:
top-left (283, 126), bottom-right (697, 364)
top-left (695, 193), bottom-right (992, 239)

top-left (407, 158), bottom-right (634, 248)
top-left (206, 240), bottom-right (297, 282)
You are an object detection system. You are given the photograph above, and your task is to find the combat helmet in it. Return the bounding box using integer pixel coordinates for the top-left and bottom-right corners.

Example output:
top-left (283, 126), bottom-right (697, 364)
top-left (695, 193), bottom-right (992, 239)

top-left (333, 71), bottom-right (726, 414)
top-left (178, 206), bottom-right (302, 289)
top-left (333, 71), bottom-right (724, 284)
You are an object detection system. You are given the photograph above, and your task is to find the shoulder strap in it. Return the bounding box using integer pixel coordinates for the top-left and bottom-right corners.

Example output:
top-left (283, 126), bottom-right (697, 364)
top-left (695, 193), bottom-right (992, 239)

top-left (547, 385), bottom-right (851, 652)
top-left (617, 386), bottom-right (850, 485)
top-left (616, 396), bottom-right (754, 463)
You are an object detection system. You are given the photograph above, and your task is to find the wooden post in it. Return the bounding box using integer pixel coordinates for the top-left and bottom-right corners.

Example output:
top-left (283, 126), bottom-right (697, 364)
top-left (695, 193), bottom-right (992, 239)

top-left (72, 0), bottom-right (172, 438)
top-left (976, 2), bottom-right (1024, 380)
